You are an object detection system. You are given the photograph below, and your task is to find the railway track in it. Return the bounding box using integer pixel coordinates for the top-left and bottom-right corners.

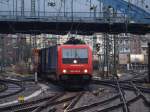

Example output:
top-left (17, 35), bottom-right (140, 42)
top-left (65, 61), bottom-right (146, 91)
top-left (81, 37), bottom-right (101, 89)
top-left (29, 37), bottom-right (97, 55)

top-left (92, 79), bottom-right (150, 93)
top-left (0, 71), bottom-right (149, 112)
top-left (120, 70), bottom-right (148, 82)
top-left (115, 78), bottom-right (129, 112)
top-left (93, 95), bottom-right (141, 112)
top-left (0, 82), bottom-right (8, 93)
top-left (4, 94), bottom-right (57, 112)
top-left (66, 79), bottom-right (128, 112)
top-left (32, 93), bottom-right (65, 112)
top-left (92, 77), bottom-right (150, 112)
top-left (1, 80), bottom-right (149, 112)
top-left (65, 93), bottom-right (120, 112)
top-left (0, 92), bottom-right (79, 112)
top-left (129, 81), bottom-right (150, 105)
top-left (0, 79), bottom-right (24, 99)
top-left (64, 92), bottom-right (85, 112)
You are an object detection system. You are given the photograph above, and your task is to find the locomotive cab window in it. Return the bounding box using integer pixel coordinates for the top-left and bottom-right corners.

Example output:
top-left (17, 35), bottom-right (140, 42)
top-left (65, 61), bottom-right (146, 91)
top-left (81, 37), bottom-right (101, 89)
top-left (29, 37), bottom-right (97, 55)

top-left (62, 48), bottom-right (88, 64)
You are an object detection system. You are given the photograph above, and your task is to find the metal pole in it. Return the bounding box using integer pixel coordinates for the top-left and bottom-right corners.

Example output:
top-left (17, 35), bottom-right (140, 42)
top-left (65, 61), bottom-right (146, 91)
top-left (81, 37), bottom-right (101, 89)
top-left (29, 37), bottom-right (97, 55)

top-left (99, 0), bottom-right (101, 17)
top-left (0, 37), bottom-right (1, 72)
top-left (38, 0), bottom-right (40, 17)
top-left (44, 0), bottom-right (45, 16)
top-left (106, 35), bottom-right (109, 77)
top-left (114, 35), bottom-right (118, 78)
top-left (31, 0), bottom-right (36, 16)
top-left (148, 43), bottom-right (150, 83)
top-left (103, 34), bottom-right (108, 78)
top-left (34, 34), bottom-right (38, 83)
top-left (16, 0), bottom-right (17, 16)
top-left (99, 0), bottom-right (102, 12)
top-left (21, 0), bottom-right (24, 16)
top-left (90, 0), bottom-right (91, 17)
top-left (71, 0), bottom-right (73, 21)
top-left (29, 34), bottom-right (32, 72)
top-left (103, 34), bottom-right (106, 77)
top-left (0, 37), bottom-right (2, 72)
top-left (1, 37), bottom-right (5, 72)
top-left (13, 0), bottom-right (15, 16)
top-left (64, 0), bottom-right (66, 16)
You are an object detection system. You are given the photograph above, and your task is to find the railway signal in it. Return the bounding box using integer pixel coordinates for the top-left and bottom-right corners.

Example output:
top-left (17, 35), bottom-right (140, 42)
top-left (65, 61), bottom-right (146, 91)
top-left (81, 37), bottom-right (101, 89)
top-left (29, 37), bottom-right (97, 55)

top-left (96, 43), bottom-right (100, 52)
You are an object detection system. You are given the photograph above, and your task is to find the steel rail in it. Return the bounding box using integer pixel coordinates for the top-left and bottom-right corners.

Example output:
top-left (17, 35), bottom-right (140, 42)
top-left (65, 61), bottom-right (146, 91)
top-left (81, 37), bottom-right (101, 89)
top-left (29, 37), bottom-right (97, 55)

top-left (0, 79), bottom-right (25, 99)
top-left (0, 93), bottom-right (59, 111)
top-left (94, 94), bottom-right (141, 112)
top-left (9, 94), bottom-right (76, 112)
top-left (119, 82), bottom-right (150, 93)
top-left (31, 93), bottom-right (65, 112)
top-left (90, 78), bottom-right (149, 112)
top-left (115, 78), bottom-right (129, 112)
top-left (64, 92), bottom-right (85, 112)
top-left (67, 94), bottom-right (120, 112)
top-left (14, 106), bottom-right (39, 112)
top-left (92, 79), bottom-right (150, 93)
top-left (31, 93), bottom-right (78, 112)
top-left (0, 82), bottom-right (8, 93)
top-left (130, 81), bottom-right (150, 105)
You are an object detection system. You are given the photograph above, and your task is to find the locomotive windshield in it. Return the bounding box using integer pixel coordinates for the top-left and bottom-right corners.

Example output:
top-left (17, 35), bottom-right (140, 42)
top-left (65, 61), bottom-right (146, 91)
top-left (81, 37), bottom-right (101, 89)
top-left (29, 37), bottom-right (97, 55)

top-left (62, 48), bottom-right (88, 64)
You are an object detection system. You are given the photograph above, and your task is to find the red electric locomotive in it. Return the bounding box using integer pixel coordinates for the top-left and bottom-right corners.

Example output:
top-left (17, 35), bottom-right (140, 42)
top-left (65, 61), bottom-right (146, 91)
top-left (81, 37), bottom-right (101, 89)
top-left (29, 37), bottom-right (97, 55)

top-left (36, 39), bottom-right (93, 87)
top-left (57, 44), bottom-right (93, 85)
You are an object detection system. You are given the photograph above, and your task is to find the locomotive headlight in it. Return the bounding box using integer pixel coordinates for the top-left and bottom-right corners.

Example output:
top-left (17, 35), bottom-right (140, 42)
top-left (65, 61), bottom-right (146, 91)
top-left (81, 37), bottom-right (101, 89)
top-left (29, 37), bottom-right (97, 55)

top-left (84, 69), bottom-right (88, 73)
top-left (73, 60), bottom-right (77, 64)
top-left (63, 69), bottom-right (67, 73)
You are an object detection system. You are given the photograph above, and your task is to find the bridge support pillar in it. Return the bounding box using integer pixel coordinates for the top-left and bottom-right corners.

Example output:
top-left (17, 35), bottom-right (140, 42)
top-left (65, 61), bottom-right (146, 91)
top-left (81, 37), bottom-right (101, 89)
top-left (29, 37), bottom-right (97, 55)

top-left (148, 43), bottom-right (150, 83)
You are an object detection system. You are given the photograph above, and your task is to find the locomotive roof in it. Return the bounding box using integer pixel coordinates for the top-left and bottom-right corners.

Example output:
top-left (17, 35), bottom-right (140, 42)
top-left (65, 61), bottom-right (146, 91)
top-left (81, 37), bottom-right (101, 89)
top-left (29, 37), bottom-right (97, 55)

top-left (64, 37), bottom-right (86, 45)
top-left (59, 44), bottom-right (90, 48)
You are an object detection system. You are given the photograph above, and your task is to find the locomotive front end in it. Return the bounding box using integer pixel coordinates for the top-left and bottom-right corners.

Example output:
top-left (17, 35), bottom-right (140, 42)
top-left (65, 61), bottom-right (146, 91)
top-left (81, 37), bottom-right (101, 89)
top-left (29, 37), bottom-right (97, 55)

top-left (57, 45), bottom-right (93, 85)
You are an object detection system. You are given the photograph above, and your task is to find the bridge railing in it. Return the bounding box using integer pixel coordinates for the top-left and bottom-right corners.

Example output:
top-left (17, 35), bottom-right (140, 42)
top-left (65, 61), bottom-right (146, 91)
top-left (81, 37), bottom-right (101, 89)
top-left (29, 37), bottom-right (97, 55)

top-left (0, 11), bottom-right (130, 23)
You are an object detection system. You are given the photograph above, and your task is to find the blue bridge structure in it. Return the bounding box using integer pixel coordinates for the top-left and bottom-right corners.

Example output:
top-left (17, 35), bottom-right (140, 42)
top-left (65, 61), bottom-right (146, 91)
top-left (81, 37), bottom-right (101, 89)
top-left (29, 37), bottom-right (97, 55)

top-left (0, 0), bottom-right (149, 34)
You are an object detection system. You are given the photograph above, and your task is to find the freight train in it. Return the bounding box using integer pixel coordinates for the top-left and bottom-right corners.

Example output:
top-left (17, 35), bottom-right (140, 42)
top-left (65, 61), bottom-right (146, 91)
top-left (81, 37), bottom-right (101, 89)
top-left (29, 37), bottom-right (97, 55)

top-left (33, 38), bottom-right (93, 87)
